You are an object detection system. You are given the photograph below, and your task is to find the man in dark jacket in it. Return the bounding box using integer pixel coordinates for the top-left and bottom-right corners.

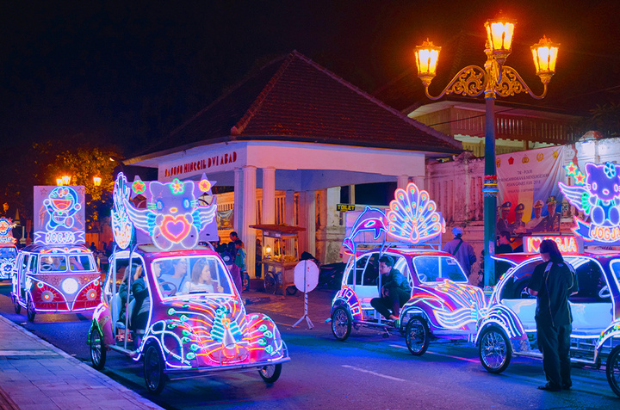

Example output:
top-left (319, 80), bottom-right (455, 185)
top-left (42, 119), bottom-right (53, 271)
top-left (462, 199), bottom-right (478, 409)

top-left (527, 239), bottom-right (578, 391)
top-left (370, 255), bottom-right (411, 321)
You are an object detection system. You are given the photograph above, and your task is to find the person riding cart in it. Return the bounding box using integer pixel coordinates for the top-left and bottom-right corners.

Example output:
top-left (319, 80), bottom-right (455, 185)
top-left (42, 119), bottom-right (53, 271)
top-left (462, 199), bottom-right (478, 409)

top-left (370, 255), bottom-right (411, 322)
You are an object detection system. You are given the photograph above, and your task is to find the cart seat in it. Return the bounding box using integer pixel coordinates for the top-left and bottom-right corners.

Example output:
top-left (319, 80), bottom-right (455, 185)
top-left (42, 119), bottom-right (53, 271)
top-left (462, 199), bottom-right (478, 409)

top-left (501, 299), bottom-right (536, 330)
top-left (569, 302), bottom-right (612, 333)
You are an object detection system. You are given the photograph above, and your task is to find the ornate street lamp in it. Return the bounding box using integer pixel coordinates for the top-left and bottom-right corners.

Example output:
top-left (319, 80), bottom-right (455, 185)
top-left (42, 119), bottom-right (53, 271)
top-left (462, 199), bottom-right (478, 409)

top-left (61, 175), bottom-right (72, 185)
top-left (93, 176), bottom-right (102, 187)
top-left (56, 178), bottom-right (64, 186)
top-left (415, 16), bottom-right (559, 289)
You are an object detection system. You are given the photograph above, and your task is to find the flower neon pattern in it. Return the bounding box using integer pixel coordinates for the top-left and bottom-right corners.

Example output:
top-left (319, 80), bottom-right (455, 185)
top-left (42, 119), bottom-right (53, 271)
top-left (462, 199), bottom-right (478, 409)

top-left (170, 179), bottom-right (184, 195)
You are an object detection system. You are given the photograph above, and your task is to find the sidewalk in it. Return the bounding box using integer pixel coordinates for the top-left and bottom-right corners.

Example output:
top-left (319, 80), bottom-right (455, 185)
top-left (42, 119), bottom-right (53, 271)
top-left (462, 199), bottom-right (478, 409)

top-left (0, 315), bottom-right (162, 410)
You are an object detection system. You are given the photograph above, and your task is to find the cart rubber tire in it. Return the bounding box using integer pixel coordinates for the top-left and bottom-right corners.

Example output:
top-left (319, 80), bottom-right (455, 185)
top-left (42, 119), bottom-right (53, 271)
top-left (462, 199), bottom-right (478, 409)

top-left (26, 296), bottom-right (35, 322)
top-left (479, 326), bottom-right (512, 374)
top-left (144, 343), bottom-right (167, 395)
top-left (606, 345), bottom-right (620, 397)
top-left (405, 317), bottom-right (430, 356)
top-left (242, 272), bottom-right (250, 292)
top-left (12, 295), bottom-right (20, 314)
top-left (286, 286), bottom-right (297, 296)
top-left (264, 271), bottom-right (277, 295)
top-left (89, 326), bottom-right (106, 370)
top-left (331, 307), bottom-right (352, 341)
top-left (258, 363), bottom-right (282, 383)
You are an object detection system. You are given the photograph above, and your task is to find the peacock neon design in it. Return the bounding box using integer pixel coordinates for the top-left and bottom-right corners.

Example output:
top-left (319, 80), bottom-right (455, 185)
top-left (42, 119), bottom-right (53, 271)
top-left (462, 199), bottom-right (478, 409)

top-left (386, 183), bottom-right (445, 243)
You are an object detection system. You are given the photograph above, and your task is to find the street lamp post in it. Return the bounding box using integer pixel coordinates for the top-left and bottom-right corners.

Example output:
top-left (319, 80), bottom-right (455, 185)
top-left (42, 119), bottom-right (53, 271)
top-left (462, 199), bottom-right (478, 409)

top-left (414, 17), bottom-right (559, 289)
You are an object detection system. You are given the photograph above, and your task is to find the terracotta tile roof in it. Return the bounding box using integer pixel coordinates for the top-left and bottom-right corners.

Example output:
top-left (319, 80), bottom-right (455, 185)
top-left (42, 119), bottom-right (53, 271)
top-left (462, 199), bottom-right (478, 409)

top-left (143, 50), bottom-right (461, 155)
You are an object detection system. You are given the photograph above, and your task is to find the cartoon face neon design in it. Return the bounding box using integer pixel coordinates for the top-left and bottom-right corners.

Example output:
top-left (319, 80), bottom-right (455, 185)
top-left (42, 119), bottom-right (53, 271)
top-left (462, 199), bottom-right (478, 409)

top-left (43, 187), bottom-right (81, 231)
top-left (115, 173), bottom-right (217, 251)
top-left (0, 218), bottom-right (16, 245)
top-left (559, 162), bottom-right (620, 244)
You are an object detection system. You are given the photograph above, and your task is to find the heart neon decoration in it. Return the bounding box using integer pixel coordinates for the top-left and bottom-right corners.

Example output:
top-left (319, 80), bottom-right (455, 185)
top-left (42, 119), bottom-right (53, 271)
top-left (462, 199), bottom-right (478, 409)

top-left (161, 215), bottom-right (191, 243)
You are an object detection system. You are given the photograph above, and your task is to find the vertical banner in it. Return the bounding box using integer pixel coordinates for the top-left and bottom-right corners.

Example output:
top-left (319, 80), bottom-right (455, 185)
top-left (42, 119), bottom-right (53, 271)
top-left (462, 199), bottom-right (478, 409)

top-left (496, 146), bottom-right (567, 235)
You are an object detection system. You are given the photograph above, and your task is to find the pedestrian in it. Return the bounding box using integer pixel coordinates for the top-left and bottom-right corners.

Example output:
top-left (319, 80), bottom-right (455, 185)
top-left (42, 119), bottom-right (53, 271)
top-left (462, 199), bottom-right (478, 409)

top-left (229, 231), bottom-right (239, 259)
top-left (221, 252), bottom-right (242, 294)
top-left (255, 238), bottom-right (263, 279)
top-left (526, 239), bottom-right (578, 391)
top-left (234, 239), bottom-right (248, 291)
top-left (495, 231), bottom-right (513, 283)
top-left (442, 227), bottom-right (477, 278)
top-left (89, 242), bottom-right (97, 252)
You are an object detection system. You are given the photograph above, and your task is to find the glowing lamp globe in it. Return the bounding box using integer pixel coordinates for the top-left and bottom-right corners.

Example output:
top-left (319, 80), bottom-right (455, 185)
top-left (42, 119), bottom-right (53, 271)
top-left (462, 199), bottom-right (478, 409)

top-left (93, 176), bottom-right (102, 187)
top-left (415, 39), bottom-right (441, 87)
top-left (62, 175), bottom-right (72, 185)
top-left (56, 178), bottom-right (64, 186)
top-left (531, 36), bottom-right (559, 85)
top-left (484, 18), bottom-right (515, 65)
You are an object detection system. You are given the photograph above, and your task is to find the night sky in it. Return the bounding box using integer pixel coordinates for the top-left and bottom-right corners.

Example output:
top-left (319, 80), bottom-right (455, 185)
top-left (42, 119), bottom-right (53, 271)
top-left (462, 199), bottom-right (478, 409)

top-left (1, 0), bottom-right (619, 157)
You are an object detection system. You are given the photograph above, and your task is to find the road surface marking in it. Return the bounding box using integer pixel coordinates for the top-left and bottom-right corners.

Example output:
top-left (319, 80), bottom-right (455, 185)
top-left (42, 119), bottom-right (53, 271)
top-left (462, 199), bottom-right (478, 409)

top-left (342, 365), bottom-right (406, 382)
top-left (389, 344), bottom-right (479, 363)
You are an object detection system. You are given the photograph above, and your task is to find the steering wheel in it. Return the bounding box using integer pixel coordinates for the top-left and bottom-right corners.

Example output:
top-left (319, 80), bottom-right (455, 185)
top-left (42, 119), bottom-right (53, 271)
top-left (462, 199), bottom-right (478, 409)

top-left (418, 273), bottom-right (427, 282)
top-left (40, 264), bottom-right (52, 272)
top-left (159, 281), bottom-right (177, 296)
top-left (599, 285), bottom-right (610, 299)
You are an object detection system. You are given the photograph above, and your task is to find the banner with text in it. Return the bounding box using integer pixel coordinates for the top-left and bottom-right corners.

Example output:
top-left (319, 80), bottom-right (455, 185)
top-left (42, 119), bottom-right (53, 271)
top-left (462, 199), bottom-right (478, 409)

top-left (496, 146), bottom-right (567, 235)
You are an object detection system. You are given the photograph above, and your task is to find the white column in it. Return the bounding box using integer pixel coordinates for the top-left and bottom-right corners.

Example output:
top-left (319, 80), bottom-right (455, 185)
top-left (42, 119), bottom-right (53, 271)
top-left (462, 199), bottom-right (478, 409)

top-left (233, 167), bottom-right (243, 234)
top-left (242, 166), bottom-right (257, 278)
top-left (414, 175), bottom-right (425, 191)
top-left (316, 189), bottom-right (327, 263)
top-left (397, 175), bottom-right (409, 190)
top-left (262, 167), bottom-right (276, 225)
top-left (297, 192), bottom-right (308, 254)
top-left (285, 190), bottom-right (296, 225)
top-left (305, 191), bottom-right (316, 256)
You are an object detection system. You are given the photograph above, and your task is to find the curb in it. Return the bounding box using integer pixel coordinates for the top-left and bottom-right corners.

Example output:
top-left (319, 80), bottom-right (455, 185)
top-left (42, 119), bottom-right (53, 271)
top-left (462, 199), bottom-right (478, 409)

top-left (0, 315), bottom-right (164, 410)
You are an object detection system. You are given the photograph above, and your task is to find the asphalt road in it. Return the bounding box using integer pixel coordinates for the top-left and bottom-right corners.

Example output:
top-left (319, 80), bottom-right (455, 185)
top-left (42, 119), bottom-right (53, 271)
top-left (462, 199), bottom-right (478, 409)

top-left (0, 280), bottom-right (618, 410)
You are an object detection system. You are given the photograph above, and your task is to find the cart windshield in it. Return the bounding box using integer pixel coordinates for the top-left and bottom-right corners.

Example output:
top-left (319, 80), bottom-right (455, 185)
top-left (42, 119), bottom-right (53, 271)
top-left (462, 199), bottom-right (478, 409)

top-left (413, 255), bottom-right (468, 283)
top-left (40, 254), bottom-right (96, 272)
top-left (0, 247), bottom-right (16, 258)
top-left (152, 255), bottom-right (234, 298)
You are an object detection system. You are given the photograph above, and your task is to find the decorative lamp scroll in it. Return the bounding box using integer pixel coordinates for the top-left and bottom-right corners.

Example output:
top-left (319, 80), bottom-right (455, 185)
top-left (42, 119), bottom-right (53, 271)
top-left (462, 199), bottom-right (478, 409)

top-left (531, 36), bottom-right (559, 85)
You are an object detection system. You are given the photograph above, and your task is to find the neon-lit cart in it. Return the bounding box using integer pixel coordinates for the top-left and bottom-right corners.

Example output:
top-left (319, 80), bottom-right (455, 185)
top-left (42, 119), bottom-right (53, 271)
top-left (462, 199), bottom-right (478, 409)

top-left (88, 173), bottom-right (289, 394)
top-left (10, 186), bottom-right (101, 321)
top-left (251, 224), bottom-right (304, 296)
top-left (330, 182), bottom-right (486, 356)
top-left (0, 217), bottom-right (18, 280)
top-left (478, 161), bottom-right (620, 397)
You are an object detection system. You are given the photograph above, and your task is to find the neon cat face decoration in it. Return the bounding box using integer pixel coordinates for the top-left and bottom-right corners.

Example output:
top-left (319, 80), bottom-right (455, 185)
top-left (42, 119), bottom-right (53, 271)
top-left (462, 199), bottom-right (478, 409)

top-left (44, 187), bottom-right (81, 231)
top-left (559, 161), bottom-right (620, 244)
top-left (113, 173), bottom-right (216, 251)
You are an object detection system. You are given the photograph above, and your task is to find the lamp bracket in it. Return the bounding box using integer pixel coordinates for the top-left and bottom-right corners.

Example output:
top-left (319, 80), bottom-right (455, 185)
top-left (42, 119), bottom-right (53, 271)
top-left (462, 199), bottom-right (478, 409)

top-left (496, 66), bottom-right (547, 100)
top-left (424, 65), bottom-right (485, 100)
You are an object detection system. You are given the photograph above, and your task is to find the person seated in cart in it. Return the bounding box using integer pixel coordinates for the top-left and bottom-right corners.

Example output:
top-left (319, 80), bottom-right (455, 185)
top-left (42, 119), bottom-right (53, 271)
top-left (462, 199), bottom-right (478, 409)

top-left (182, 259), bottom-right (216, 294)
top-left (370, 255), bottom-right (411, 321)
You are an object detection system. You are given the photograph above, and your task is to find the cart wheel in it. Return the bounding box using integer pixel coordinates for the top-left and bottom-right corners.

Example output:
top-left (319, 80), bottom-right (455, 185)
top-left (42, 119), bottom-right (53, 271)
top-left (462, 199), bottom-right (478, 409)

top-left (242, 272), bottom-right (251, 292)
top-left (26, 296), bottom-right (36, 322)
top-left (144, 343), bottom-right (167, 395)
top-left (286, 286), bottom-right (297, 296)
top-left (264, 271), bottom-right (277, 294)
top-left (90, 326), bottom-right (106, 370)
top-left (606, 345), bottom-right (620, 397)
top-left (405, 317), bottom-right (430, 356)
top-left (479, 326), bottom-right (512, 374)
top-left (258, 363), bottom-right (282, 383)
top-left (331, 307), bottom-right (352, 341)
top-left (12, 295), bottom-right (20, 314)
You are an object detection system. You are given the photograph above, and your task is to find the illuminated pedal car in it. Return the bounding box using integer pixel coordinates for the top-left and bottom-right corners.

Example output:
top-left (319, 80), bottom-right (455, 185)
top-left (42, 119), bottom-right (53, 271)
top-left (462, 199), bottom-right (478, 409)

top-left (477, 243), bottom-right (620, 397)
top-left (0, 245), bottom-right (17, 280)
top-left (10, 244), bottom-right (101, 321)
top-left (330, 182), bottom-right (485, 355)
top-left (87, 173), bottom-right (289, 394)
top-left (331, 248), bottom-right (485, 355)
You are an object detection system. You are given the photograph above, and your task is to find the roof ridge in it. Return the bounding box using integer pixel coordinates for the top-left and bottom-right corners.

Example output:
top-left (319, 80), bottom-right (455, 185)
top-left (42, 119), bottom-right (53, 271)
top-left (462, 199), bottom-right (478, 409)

top-left (288, 51), bottom-right (461, 150)
top-left (233, 52), bottom-right (297, 135)
top-left (166, 54), bottom-right (289, 140)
